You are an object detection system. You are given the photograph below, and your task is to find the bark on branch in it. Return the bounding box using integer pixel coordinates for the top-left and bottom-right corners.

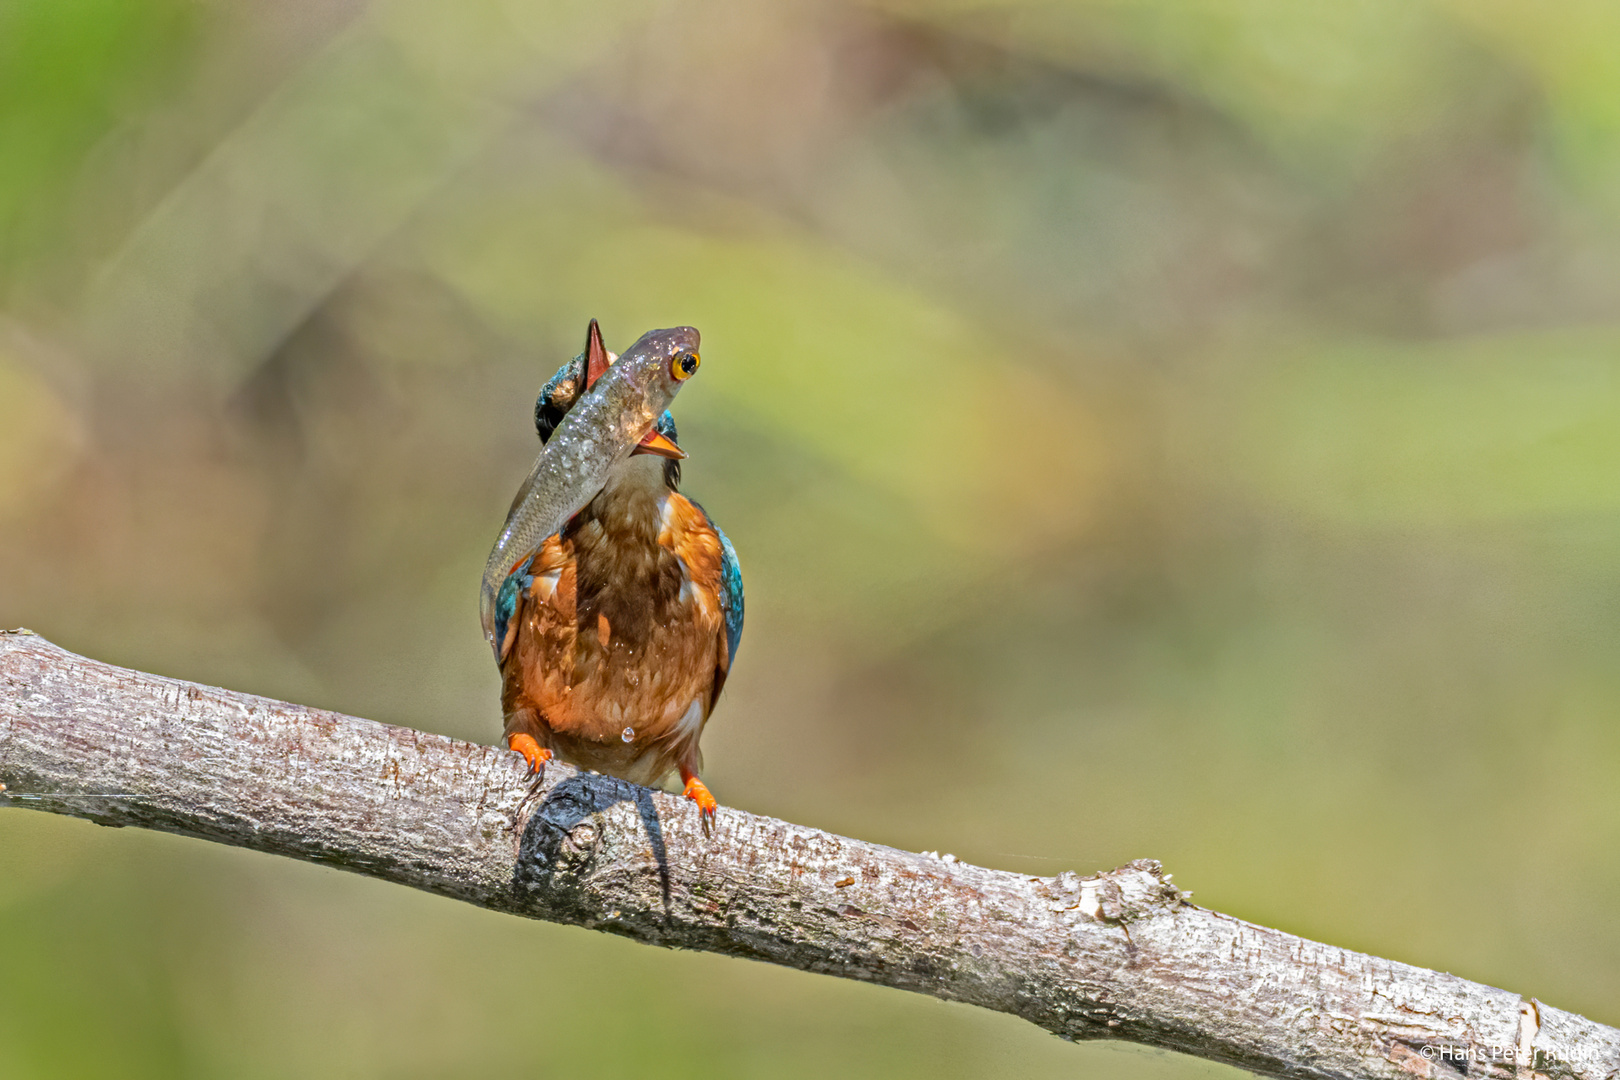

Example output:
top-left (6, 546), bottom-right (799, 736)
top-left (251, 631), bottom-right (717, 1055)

top-left (0, 629), bottom-right (1614, 1080)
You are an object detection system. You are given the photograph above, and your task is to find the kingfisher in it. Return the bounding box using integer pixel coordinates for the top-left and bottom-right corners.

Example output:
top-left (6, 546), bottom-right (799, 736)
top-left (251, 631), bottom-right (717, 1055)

top-left (492, 319), bottom-right (743, 829)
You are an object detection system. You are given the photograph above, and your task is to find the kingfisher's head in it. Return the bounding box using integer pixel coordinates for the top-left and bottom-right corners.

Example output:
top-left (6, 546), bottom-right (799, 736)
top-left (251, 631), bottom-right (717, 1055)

top-left (534, 318), bottom-right (688, 487)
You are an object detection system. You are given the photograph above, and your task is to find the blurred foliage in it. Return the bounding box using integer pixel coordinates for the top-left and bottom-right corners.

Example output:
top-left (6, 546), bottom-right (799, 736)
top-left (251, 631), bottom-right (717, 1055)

top-left (0, 0), bottom-right (198, 279)
top-left (3, 0), bottom-right (1619, 1077)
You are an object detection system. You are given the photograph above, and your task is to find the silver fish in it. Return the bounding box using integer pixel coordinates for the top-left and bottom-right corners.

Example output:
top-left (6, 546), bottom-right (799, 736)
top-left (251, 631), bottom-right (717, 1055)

top-left (479, 324), bottom-right (702, 653)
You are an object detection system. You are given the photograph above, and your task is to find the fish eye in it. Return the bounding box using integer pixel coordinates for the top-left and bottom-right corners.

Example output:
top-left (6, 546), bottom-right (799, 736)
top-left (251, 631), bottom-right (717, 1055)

top-left (671, 351), bottom-right (700, 380)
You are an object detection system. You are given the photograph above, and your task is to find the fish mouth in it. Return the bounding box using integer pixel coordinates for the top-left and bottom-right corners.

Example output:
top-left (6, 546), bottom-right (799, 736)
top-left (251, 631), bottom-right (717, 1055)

top-left (631, 427), bottom-right (687, 460)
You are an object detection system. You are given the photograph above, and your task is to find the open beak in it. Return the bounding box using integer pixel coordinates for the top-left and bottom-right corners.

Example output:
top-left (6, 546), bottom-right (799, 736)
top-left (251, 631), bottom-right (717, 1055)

top-left (631, 428), bottom-right (687, 460)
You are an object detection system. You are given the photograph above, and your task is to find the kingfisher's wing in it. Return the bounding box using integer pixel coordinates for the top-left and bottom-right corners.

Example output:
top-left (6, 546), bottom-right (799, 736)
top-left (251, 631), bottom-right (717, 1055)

top-left (493, 554), bottom-right (534, 665)
top-left (493, 535), bottom-right (572, 667)
top-left (715, 523), bottom-right (744, 663)
top-left (705, 514), bottom-right (744, 704)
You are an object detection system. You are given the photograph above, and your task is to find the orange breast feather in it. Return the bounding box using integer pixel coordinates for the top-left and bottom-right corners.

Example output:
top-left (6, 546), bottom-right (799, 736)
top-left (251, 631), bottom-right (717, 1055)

top-left (499, 494), bottom-right (730, 787)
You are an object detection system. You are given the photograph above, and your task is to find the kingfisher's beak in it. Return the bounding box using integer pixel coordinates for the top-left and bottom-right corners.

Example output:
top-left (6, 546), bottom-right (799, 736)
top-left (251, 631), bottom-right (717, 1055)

top-left (632, 428), bottom-right (687, 460)
top-left (584, 318), bottom-right (611, 389)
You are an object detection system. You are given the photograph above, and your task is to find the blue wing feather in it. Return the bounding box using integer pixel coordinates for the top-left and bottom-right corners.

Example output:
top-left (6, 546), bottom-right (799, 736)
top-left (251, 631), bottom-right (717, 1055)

top-left (493, 554), bottom-right (535, 661)
top-left (687, 498), bottom-right (742, 661)
top-left (713, 523), bottom-right (744, 662)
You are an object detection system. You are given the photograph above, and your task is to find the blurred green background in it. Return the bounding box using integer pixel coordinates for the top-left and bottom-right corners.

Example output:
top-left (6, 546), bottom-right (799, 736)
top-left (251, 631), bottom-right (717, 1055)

top-left (2, 0), bottom-right (1618, 1076)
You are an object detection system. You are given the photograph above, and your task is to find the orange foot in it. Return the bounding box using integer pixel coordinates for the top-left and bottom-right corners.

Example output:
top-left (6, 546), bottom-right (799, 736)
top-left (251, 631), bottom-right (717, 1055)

top-left (507, 733), bottom-right (552, 777)
top-left (679, 765), bottom-right (718, 837)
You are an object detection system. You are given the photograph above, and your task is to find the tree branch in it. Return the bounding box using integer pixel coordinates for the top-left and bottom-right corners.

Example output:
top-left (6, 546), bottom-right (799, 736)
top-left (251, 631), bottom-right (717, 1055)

top-left (0, 629), bottom-right (1613, 1079)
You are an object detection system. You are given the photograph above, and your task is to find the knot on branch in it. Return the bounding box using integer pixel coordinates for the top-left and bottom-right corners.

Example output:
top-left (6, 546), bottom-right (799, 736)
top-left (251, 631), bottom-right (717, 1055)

top-left (509, 772), bottom-right (672, 928)
top-left (513, 775), bottom-right (606, 881)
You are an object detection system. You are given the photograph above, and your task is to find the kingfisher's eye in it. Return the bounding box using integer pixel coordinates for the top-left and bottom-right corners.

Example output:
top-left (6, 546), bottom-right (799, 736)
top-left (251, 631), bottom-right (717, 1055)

top-left (671, 351), bottom-right (700, 380)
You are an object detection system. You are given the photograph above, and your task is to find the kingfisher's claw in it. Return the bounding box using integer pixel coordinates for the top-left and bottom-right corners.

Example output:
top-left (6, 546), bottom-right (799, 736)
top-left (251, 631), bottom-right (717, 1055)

top-left (507, 733), bottom-right (552, 779)
top-left (681, 773), bottom-right (718, 837)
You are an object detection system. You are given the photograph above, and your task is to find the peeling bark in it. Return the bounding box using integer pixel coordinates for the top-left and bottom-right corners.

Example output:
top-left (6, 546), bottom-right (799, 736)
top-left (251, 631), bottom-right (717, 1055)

top-left (1, 630), bottom-right (1615, 1080)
